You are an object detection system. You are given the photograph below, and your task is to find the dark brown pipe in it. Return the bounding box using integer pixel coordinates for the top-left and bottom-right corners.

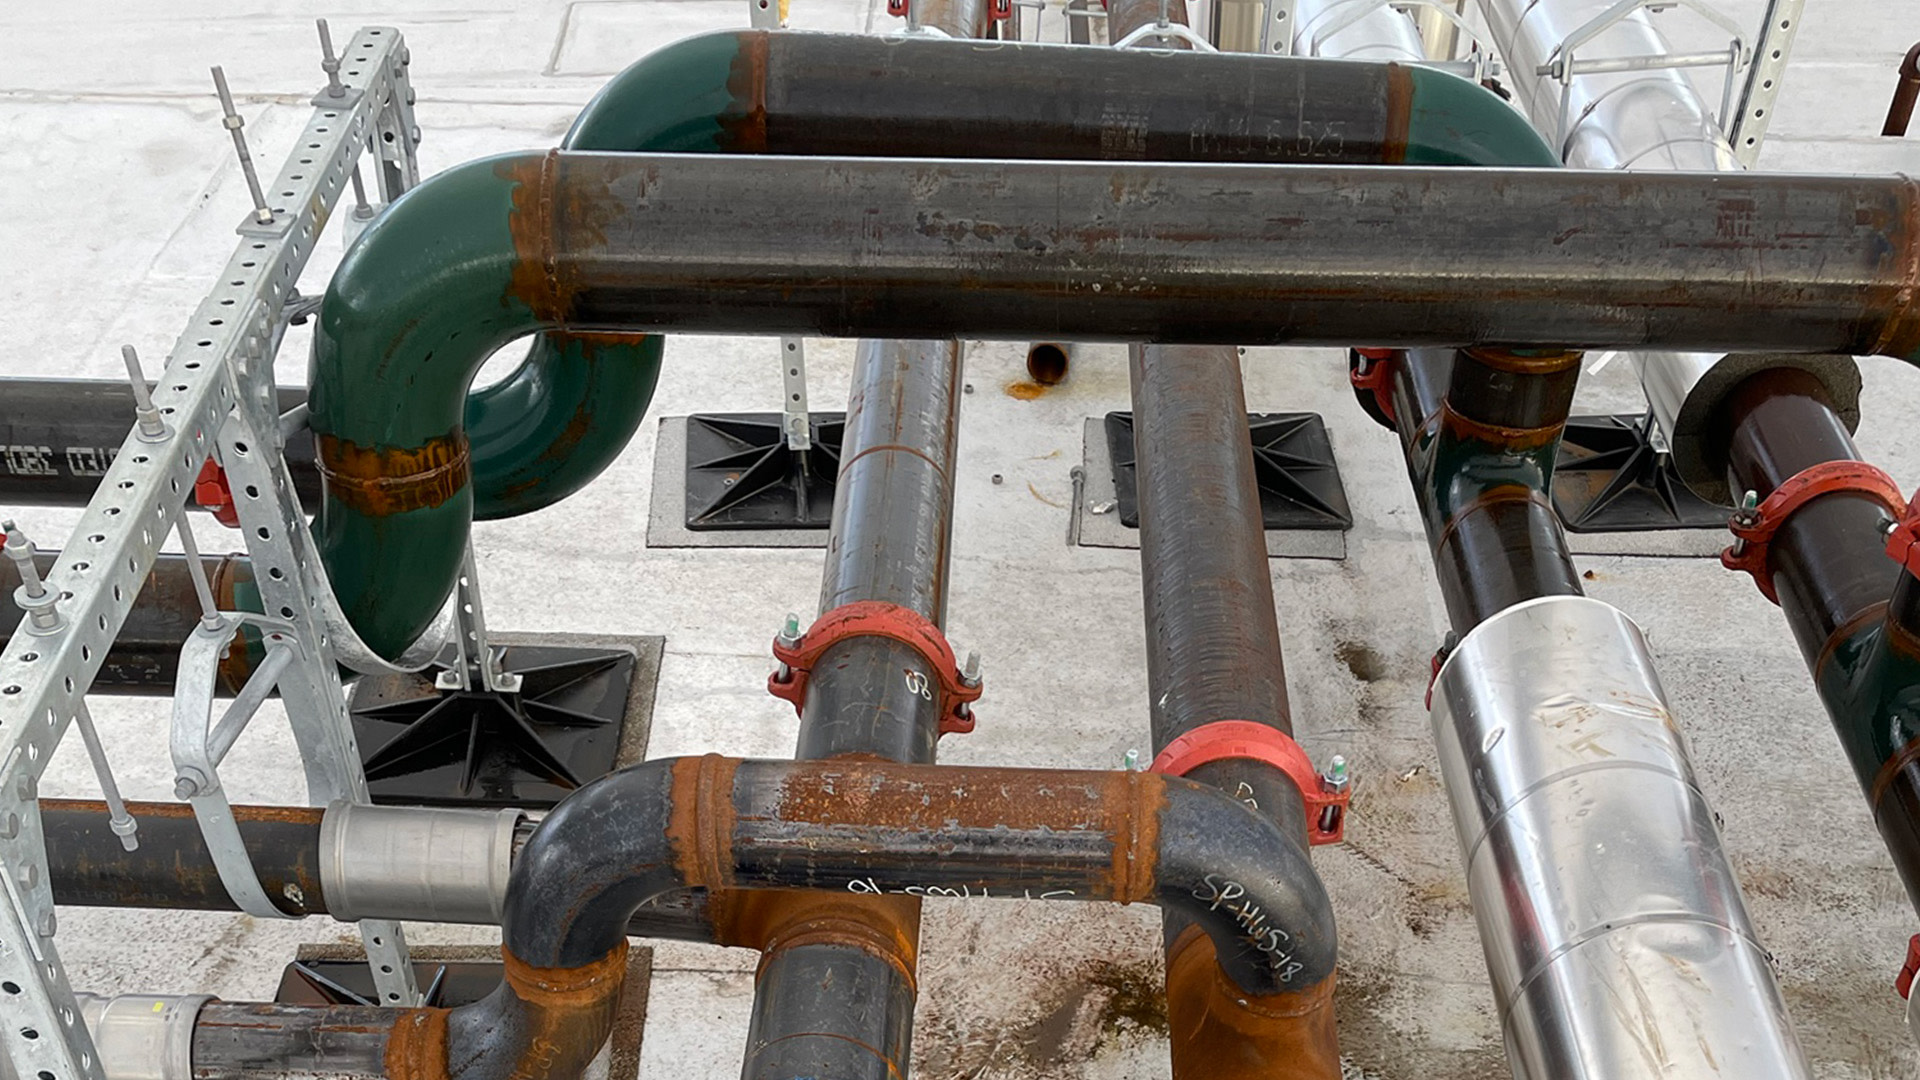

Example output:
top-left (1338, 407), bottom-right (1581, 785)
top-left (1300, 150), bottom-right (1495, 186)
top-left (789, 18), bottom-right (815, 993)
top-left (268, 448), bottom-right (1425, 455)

top-left (42, 798), bottom-right (325, 917)
top-left (1885, 42), bottom-right (1920, 137)
top-left (1388, 347), bottom-right (1586, 633)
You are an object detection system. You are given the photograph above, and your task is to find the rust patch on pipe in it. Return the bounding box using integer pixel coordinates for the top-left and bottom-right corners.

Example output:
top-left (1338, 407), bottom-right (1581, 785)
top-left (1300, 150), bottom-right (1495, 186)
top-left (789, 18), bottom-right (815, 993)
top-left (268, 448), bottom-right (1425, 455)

top-left (1867, 176), bottom-right (1920, 361)
top-left (722, 31), bottom-right (771, 152)
top-left (1163, 926), bottom-right (1340, 1080)
top-left (385, 1008), bottom-right (451, 1080)
top-left (317, 432), bottom-right (470, 516)
top-left (502, 151), bottom-right (571, 324)
top-left (670, 754), bottom-right (741, 891)
top-left (1437, 403), bottom-right (1565, 452)
top-left (499, 942), bottom-right (632, 1080)
top-left (711, 889), bottom-right (923, 986)
top-left (1458, 345), bottom-right (1583, 376)
top-left (1382, 64), bottom-right (1412, 165)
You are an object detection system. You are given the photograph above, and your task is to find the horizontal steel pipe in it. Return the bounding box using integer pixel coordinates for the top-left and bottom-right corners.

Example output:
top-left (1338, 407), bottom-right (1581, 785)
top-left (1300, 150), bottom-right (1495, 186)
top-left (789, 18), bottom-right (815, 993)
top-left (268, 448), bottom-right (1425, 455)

top-left (487, 153), bottom-right (1920, 357)
top-left (314, 151), bottom-right (1920, 659)
top-left (577, 30), bottom-right (1554, 167)
top-left (0, 380), bottom-right (313, 510)
top-left (0, 551), bottom-right (255, 695)
top-left (39, 798), bottom-right (716, 940)
top-left (185, 756), bottom-right (1335, 1080)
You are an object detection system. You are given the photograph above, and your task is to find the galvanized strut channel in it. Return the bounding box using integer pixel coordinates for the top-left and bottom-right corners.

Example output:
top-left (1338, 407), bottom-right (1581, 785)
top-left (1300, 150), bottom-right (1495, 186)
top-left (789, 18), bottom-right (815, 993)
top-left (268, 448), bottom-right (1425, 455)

top-left (0, 28), bottom-right (424, 1080)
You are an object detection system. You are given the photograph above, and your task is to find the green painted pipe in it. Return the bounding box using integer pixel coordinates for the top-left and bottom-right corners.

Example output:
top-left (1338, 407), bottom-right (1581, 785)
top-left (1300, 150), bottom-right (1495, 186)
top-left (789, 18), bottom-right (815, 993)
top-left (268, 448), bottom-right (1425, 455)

top-left (312, 34), bottom-right (1555, 660)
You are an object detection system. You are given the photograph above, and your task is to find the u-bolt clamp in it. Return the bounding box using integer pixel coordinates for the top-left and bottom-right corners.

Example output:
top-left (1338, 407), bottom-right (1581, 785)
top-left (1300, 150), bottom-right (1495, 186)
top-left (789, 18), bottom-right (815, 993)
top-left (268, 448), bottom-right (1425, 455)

top-left (1887, 489), bottom-right (1920, 583)
top-left (1721, 460), bottom-right (1906, 604)
top-left (769, 600), bottom-right (982, 736)
top-left (1148, 720), bottom-right (1352, 845)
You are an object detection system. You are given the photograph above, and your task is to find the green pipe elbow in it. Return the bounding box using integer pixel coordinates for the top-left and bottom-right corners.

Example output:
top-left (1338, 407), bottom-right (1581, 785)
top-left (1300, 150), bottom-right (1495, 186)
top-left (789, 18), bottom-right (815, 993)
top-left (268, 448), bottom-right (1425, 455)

top-left (1401, 66), bottom-right (1559, 168)
top-left (455, 31), bottom-right (751, 520)
top-left (313, 154), bottom-right (542, 660)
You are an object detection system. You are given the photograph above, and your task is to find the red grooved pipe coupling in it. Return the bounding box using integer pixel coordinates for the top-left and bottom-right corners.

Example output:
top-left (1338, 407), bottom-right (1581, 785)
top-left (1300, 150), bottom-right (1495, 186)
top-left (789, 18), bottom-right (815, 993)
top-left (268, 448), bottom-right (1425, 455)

top-left (1888, 490), bottom-right (1920, 583)
top-left (1721, 460), bottom-right (1905, 604)
top-left (1898, 934), bottom-right (1920, 999)
top-left (1149, 720), bottom-right (1351, 845)
top-left (193, 459), bottom-right (241, 528)
top-left (769, 600), bottom-right (981, 737)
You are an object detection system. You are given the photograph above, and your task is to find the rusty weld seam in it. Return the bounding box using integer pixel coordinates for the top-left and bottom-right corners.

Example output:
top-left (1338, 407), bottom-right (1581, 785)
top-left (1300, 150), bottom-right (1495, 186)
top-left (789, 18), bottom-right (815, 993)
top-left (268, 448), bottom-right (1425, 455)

top-left (1871, 730), bottom-right (1920, 815)
top-left (316, 432), bottom-right (471, 516)
top-left (1382, 64), bottom-right (1412, 164)
top-left (383, 1007), bottom-right (449, 1080)
top-left (1115, 770), bottom-right (1160, 905)
top-left (697, 754), bottom-right (736, 890)
top-left (1868, 175), bottom-right (1920, 361)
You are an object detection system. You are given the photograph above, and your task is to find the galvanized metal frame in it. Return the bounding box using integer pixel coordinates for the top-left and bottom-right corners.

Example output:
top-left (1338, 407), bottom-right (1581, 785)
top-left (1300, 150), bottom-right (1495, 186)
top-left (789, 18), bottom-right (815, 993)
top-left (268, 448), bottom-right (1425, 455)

top-left (1535, 0), bottom-right (1751, 151)
top-left (1728, 0), bottom-right (1805, 166)
top-left (0, 28), bottom-right (425, 1080)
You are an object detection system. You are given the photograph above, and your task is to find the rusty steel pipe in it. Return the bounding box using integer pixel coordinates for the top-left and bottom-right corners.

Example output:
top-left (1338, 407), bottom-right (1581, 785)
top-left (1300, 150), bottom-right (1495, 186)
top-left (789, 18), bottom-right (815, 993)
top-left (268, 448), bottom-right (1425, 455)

top-left (746, 338), bottom-right (966, 1080)
top-left (0, 550), bottom-right (255, 695)
top-left (1127, 343), bottom-right (1340, 1077)
top-left (184, 756), bottom-right (1334, 1080)
top-left (1886, 42), bottom-right (1920, 137)
top-left (491, 153), bottom-right (1920, 362)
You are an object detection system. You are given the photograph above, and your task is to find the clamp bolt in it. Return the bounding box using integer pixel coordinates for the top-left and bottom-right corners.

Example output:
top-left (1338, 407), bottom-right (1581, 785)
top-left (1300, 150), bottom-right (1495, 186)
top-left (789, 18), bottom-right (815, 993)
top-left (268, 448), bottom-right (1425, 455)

top-left (960, 650), bottom-right (982, 689)
top-left (774, 612), bottom-right (803, 682)
top-left (1728, 489), bottom-right (1760, 556)
top-left (1318, 755), bottom-right (1351, 836)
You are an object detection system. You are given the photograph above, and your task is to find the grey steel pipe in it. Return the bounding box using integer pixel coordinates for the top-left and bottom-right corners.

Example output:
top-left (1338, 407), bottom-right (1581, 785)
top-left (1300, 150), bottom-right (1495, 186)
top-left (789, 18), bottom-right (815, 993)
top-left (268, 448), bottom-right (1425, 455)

top-left (1430, 596), bottom-right (1809, 1079)
top-left (494, 152), bottom-right (1920, 363)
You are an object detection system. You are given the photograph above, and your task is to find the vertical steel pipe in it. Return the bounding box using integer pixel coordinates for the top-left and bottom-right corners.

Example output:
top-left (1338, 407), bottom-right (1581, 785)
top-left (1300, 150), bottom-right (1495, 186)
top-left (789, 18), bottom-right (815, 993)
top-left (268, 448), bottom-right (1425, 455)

top-left (1128, 343), bottom-right (1339, 1079)
top-left (741, 338), bottom-right (965, 1080)
top-left (1382, 348), bottom-right (1811, 1077)
top-left (1721, 369), bottom-right (1920, 918)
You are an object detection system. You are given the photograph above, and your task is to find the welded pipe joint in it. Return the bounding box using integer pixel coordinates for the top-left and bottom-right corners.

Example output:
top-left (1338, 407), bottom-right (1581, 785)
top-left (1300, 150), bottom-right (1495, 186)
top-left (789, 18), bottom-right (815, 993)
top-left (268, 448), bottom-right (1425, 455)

top-left (319, 801), bottom-right (521, 925)
top-left (1429, 596), bottom-right (1809, 1079)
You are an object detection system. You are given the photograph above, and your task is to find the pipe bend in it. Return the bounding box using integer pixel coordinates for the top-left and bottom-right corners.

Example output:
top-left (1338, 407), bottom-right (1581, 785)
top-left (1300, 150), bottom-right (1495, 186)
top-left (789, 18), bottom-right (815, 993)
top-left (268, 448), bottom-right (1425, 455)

top-left (1155, 774), bottom-right (1338, 994)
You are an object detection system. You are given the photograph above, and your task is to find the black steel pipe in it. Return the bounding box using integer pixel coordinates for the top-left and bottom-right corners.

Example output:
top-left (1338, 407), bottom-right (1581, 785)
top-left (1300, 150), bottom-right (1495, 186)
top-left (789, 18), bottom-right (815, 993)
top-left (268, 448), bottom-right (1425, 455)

top-left (185, 756), bottom-right (1335, 1080)
top-left (1885, 42), bottom-right (1920, 137)
top-left (747, 338), bottom-right (964, 1080)
top-left (1387, 348), bottom-right (1585, 633)
top-left (0, 379), bottom-right (313, 509)
top-left (1718, 368), bottom-right (1920, 918)
top-left (0, 550), bottom-right (254, 695)
top-left (495, 153), bottom-right (1920, 362)
top-left (1127, 343), bottom-right (1338, 1077)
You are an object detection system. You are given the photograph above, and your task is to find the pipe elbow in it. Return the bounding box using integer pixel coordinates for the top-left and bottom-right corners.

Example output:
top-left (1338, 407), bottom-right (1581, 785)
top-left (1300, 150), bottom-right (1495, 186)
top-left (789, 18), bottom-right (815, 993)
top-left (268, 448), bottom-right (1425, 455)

top-left (1399, 64), bottom-right (1560, 167)
top-left (310, 152), bottom-right (550, 660)
top-left (1154, 775), bottom-right (1338, 995)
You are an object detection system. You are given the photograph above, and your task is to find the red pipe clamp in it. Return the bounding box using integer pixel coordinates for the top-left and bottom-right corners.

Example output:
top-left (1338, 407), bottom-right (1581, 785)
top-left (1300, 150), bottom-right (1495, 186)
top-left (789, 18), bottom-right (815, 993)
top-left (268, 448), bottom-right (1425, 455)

top-left (1149, 720), bottom-right (1351, 845)
top-left (769, 600), bottom-right (981, 736)
top-left (193, 459), bottom-right (241, 528)
top-left (1721, 460), bottom-right (1905, 604)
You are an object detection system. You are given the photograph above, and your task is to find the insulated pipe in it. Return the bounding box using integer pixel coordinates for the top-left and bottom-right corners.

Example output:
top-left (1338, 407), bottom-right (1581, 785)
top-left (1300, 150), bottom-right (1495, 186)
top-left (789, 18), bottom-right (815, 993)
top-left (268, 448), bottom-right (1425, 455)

top-left (1430, 597), bottom-right (1809, 1078)
top-left (182, 756), bottom-right (1336, 1080)
top-left (1381, 347), bottom-right (1811, 1075)
top-left (1719, 369), bottom-right (1920, 915)
top-left (0, 551), bottom-right (256, 695)
top-left (741, 338), bottom-right (964, 1080)
top-left (1471, 0), bottom-right (1860, 504)
top-left (1294, 0), bottom-right (1426, 60)
top-left (1127, 344), bottom-right (1339, 1077)
top-left (313, 150), bottom-right (1920, 660)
